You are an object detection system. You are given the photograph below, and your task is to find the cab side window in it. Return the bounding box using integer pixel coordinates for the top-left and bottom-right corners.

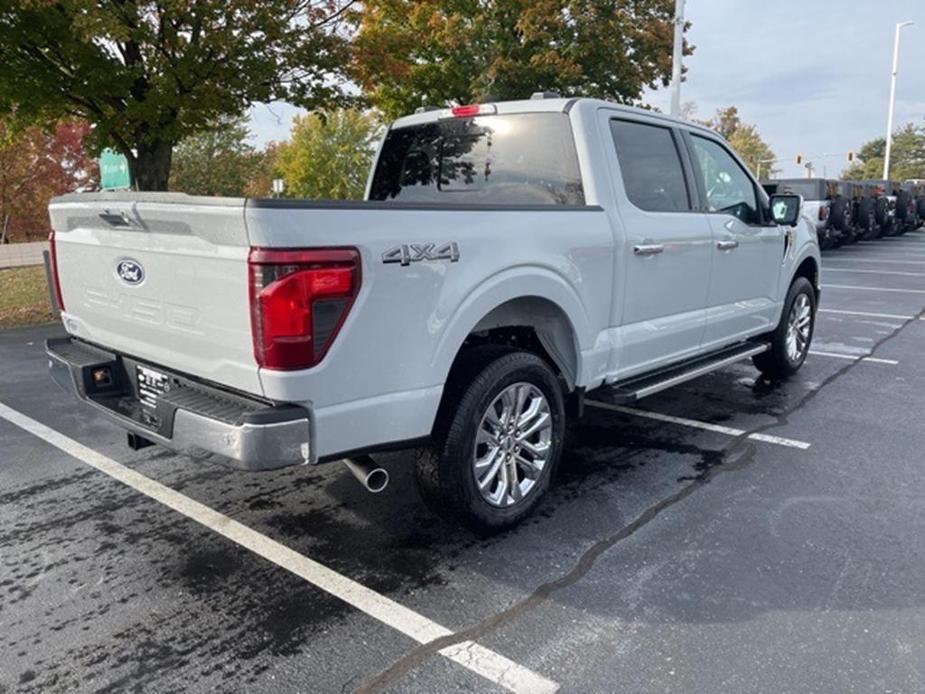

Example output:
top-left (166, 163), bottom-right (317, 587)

top-left (610, 119), bottom-right (691, 213)
top-left (690, 135), bottom-right (759, 224)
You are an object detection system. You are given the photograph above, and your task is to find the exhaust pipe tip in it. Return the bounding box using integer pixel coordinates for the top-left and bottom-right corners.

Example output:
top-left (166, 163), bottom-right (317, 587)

top-left (343, 456), bottom-right (390, 493)
top-left (364, 467), bottom-right (390, 493)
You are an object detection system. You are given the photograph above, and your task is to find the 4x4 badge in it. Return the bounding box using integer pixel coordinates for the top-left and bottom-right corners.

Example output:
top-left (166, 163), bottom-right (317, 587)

top-left (382, 242), bottom-right (460, 266)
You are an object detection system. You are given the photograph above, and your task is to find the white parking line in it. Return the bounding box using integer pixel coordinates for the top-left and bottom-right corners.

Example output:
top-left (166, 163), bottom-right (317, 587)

top-left (852, 241), bottom-right (925, 247)
top-left (822, 284), bottom-right (925, 294)
top-left (824, 267), bottom-right (925, 277)
top-left (585, 401), bottom-right (811, 450)
top-left (837, 251), bottom-right (925, 259)
top-left (818, 308), bottom-right (914, 320)
top-left (809, 350), bottom-right (898, 365)
top-left (838, 244), bottom-right (925, 251)
top-left (0, 401), bottom-right (558, 694)
top-left (824, 258), bottom-right (925, 265)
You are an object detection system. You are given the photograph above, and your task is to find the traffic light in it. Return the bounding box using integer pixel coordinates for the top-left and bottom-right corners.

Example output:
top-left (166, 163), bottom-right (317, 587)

top-left (847, 151), bottom-right (855, 162)
top-left (795, 154), bottom-right (803, 165)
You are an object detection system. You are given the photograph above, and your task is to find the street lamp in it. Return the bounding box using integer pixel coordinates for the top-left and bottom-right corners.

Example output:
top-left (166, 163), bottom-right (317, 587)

top-left (669, 0), bottom-right (686, 118)
top-left (755, 158), bottom-right (777, 180)
top-left (883, 20), bottom-right (914, 180)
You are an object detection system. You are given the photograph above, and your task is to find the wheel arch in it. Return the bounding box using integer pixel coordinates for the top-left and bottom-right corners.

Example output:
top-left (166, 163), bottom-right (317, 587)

top-left (793, 254), bottom-right (820, 302)
top-left (461, 296), bottom-right (581, 390)
top-left (433, 270), bottom-right (593, 394)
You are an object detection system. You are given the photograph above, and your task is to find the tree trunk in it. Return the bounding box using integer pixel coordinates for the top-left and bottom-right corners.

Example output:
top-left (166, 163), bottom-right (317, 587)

top-left (129, 140), bottom-right (173, 191)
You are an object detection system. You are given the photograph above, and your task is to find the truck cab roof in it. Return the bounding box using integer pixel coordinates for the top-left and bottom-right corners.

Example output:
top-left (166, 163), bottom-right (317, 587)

top-left (390, 96), bottom-right (719, 138)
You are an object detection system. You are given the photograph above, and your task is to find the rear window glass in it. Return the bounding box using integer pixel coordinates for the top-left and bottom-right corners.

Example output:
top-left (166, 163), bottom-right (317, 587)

top-left (609, 119), bottom-right (690, 212)
top-left (369, 113), bottom-right (585, 205)
top-left (776, 181), bottom-right (824, 200)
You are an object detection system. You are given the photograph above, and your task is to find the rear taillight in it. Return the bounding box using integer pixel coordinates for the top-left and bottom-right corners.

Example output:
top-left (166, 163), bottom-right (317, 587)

top-left (48, 231), bottom-right (65, 312)
top-left (248, 248), bottom-right (360, 370)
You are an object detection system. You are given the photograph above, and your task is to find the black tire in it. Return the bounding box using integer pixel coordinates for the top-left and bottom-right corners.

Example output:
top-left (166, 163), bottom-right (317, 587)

top-left (753, 276), bottom-right (816, 380)
top-left (830, 196), bottom-right (850, 233)
top-left (874, 197), bottom-right (890, 236)
top-left (415, 346), bottom-right (566, 534)
top-left (857, 197), bottom-right (876, 239)
top-left (896, 190), bottom-right (911, 224)
top-left (843, 205), bottom-right (861, 244)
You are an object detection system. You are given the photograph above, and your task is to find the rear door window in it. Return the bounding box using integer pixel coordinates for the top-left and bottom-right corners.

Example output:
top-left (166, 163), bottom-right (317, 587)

top-left (609, 119), bottom-right (691, 213)
top-left (369, 113), bottom-right (584, 205)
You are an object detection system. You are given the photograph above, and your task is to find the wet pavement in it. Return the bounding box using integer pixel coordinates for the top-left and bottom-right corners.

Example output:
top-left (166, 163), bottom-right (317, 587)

top-left (3, 233), bottom-right (925, 693)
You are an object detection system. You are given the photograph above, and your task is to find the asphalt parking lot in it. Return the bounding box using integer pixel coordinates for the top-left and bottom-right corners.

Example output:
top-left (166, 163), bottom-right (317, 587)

top-left (3, 234), bottom-right (925, 693)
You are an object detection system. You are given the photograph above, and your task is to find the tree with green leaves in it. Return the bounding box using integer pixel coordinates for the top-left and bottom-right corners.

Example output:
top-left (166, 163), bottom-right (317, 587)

top-left (170, 116), bottom-right (265, 197)
top-left (843, 124), bottom-right (925, 181)
top-left (0, 1), bottom-right (350, 191)
top-left (350, 0), bottom-right (692, 120)
top-left (274, 109), bottom-right (382, 200)
top-left (703, 106), bottom-right (776, 178)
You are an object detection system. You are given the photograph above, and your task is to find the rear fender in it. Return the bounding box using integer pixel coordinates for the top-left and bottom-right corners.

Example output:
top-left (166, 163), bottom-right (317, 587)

top-left (432, 268), bottom-right (593, 390)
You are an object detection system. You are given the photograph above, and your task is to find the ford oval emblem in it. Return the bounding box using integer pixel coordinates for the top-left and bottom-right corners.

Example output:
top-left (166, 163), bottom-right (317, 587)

top-left (116, 258), bottom-right (145, 285)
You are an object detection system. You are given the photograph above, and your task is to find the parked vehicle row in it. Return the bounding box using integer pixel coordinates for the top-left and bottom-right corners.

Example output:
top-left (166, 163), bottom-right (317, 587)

top-left (762, 178), bottom-right (925, 249)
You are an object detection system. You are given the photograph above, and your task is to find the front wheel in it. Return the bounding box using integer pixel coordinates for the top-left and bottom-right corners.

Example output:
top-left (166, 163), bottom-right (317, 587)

top-left (415, 346), bottom-right (566, 534)
top-left (753, 276), bottom-right (816, 379)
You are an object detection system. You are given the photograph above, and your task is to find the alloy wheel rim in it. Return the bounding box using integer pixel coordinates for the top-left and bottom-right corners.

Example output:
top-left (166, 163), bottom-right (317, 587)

top-left (785, 293), bottom-right (812, 363)
top-left (473, 382), bottom-right (552, 507)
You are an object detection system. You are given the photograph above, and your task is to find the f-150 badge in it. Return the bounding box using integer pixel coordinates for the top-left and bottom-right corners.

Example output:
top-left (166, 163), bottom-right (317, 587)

top-left (382, 242), bottom-right (460, 266)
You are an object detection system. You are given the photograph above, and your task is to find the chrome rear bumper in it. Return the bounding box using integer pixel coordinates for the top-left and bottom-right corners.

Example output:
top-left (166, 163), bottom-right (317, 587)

top-left (47, 337), bottom-right (312, 470)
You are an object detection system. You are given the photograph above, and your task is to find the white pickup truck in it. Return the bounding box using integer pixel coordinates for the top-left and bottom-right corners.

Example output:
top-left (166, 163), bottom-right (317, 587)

top-left (47, 97), bottom-right (819, 532)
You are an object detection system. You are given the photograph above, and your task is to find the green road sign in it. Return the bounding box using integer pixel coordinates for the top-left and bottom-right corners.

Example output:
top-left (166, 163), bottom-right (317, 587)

top-left (99, 149), bottom-right (132, 190)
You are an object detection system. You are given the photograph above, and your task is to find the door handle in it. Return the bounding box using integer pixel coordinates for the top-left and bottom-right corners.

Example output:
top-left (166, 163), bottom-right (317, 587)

top-left (633, 243), bottom-right (664, 256)
top-left (716, 239), bottom-right (739, 251)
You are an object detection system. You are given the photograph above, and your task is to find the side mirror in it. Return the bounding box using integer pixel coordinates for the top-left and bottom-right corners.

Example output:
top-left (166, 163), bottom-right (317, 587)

top-left (769, 193), bottom-right (802, 226)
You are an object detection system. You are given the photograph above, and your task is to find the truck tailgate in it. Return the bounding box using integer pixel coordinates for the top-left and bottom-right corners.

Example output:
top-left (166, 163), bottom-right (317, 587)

top-left (48, 194), bottom-right (260, 395)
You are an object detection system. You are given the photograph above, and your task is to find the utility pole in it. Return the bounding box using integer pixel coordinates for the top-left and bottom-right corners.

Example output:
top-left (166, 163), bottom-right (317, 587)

top-left (669, 0), bottom-right (686, 118)
top-left (756, 158), bottom-right (777, 180)
top-left (883, 21), bottom-right (914, 179)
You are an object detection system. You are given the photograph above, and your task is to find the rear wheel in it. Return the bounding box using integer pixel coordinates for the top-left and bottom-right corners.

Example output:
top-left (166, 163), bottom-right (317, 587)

top-left (896, 191), bottom-right (911, 235)
top-left (415, 346), bottom-right (566, 534)
top-left (829, 196), bottom-right (850, 239)
top-left (753, 277), bottom-right (816, 379)
top-left (857, 197), bottom-right (876, 239)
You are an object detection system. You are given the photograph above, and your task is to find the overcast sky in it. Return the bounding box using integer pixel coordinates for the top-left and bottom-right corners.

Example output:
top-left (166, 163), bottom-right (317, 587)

top-left (248, 0), bottom-right (925, 179)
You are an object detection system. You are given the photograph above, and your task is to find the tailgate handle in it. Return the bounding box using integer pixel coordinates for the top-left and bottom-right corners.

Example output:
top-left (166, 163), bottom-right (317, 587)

top-left (98, 211), bottom-right (134, 227)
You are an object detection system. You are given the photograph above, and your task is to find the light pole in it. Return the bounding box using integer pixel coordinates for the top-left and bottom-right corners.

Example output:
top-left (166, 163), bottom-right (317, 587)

top-left (669, 0), bottom-right (686, 118)
top-left (755, 158), bottom-right (777, 180)
top-left (883, 21), bottom-right (914, 179)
